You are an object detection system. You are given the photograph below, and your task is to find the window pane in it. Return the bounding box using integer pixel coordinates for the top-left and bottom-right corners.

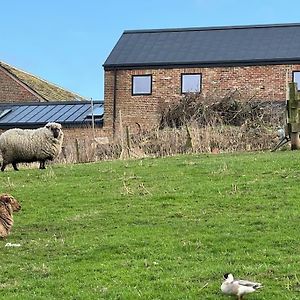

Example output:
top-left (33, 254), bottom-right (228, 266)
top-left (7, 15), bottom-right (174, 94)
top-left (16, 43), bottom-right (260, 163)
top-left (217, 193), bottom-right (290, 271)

top-left (293, 72), bottom-right (300, 90)
top-left (133, 75), bottom-right (151, 95)
top-left (87, 106), bottom-right (104, 117)
top-left (182, 74), bottom-right (201, 93)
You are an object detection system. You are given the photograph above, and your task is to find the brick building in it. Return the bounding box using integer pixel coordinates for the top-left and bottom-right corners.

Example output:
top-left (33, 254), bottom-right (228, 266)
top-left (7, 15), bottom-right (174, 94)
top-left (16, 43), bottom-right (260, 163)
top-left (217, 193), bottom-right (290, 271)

top-left (0, 101), bottom-right (104, 150)
top-left (0, 61), bottom-right (104, 143)
top-left (103, 23), bottom-right (300, 137)
top-left (0, 61), bottom-right (86, 102)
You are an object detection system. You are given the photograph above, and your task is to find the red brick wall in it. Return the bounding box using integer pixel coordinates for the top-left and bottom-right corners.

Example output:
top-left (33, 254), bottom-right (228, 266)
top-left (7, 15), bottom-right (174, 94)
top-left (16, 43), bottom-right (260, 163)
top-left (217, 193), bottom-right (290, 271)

top-left (0, 68), bottom-right (40, 102)
top-left (62, 127), bottom-right (107, 143)
top-left (104, 64), bottom-right (300, 136)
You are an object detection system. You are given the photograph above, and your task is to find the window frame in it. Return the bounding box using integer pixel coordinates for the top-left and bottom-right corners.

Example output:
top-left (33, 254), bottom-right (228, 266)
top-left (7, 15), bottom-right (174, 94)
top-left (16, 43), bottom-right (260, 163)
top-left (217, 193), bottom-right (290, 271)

top-left (292, 71), bottom-right (300, 91)
top-left (131, 74), bottom-right (152, 96)
top-left (181, 73), bottom-right (202, 94)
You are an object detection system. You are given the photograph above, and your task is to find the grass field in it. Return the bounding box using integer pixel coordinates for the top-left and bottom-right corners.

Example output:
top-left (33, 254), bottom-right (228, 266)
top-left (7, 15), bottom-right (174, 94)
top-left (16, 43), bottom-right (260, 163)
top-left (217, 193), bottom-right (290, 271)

top-left (0, 151), bottom-right (300, 299)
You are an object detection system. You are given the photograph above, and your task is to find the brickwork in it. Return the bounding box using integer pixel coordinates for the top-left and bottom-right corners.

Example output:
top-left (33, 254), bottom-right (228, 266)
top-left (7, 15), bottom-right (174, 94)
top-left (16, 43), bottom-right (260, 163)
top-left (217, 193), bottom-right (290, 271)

top-left (0, 67), bottom-right (40, 102)
top-left (62, 127), bottom-right (107, 143)
top-left (104, 64), bottom-right (300, 137)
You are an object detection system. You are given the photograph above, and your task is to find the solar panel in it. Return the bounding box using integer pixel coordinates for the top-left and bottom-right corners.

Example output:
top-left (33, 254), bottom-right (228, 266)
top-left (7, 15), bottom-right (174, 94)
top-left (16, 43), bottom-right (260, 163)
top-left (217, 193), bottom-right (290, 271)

top-left (56, 105), bottom-right (79, 122)
top-left (29, 105), bottom-right (54, 123)
top-left (21, 106), bottom-right (43, 122)
top-left (0, 109), bottom-right (12, 119)
top-left (0, 101), bottom-right (104, 128)
top-left (64, 104), bottom-right (87, 122)
top-left (45, 105), bottom-right (69, 122)
top-left (10, 106), bottom-right (36, 123)
top-left (37, 105), bottom-right (66, 123)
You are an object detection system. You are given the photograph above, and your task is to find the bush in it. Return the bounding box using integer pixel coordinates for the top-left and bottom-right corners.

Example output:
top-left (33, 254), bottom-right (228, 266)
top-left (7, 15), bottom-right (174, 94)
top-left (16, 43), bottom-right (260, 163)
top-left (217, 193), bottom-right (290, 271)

top-left (54, 93), bottom-right (285, 164)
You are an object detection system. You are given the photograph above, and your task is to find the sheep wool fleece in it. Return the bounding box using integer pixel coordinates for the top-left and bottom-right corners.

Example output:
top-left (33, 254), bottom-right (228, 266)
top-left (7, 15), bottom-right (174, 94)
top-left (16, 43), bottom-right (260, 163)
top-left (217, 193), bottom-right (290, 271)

top-left (0, 123), bottom-right (63, 167)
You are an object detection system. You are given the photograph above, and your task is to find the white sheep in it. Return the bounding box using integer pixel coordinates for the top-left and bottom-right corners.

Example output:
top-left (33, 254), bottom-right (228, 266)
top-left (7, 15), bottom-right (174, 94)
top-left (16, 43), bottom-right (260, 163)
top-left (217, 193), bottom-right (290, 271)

top-left (0, 122), bottom-right (64, 171)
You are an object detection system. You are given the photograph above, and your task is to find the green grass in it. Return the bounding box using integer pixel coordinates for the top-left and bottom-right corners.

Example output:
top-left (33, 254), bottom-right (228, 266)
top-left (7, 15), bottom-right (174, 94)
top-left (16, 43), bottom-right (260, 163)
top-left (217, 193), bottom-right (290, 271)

top-left (0, 151), bottom-right (300, 299)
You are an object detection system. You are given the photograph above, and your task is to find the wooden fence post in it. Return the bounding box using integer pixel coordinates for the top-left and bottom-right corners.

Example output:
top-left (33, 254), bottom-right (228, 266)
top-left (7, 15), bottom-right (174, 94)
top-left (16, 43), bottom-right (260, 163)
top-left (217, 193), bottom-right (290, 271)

top-left (75, 138), bottom-right (80, 162)
top-left (287, 82), bottom-right (300, 150)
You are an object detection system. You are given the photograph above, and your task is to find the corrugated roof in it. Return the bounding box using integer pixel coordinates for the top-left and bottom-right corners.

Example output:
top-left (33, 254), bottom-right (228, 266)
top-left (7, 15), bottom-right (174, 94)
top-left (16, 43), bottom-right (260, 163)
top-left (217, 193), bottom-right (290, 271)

top-left (0, 61), bottom-right (87, 101)
top-left (103, 23), bottom-right (300, 69)
top-left (0, 101), bottom-right (103, 129)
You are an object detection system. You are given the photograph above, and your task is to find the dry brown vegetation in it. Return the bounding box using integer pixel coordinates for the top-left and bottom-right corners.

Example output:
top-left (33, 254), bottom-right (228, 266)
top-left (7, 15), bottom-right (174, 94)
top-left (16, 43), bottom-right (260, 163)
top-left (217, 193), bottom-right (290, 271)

top-left (56, 92), bottom-right (285, 164)
top-left (0, 93), bottom-right (285, 169)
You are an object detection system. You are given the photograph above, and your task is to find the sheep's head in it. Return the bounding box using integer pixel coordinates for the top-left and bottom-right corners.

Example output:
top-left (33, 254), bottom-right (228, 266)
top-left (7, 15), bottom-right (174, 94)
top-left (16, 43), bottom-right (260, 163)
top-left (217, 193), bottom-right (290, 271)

top-left (45, 122), bottom-right (63, 139)
top-left (0, 194), bottom-right (21, 212)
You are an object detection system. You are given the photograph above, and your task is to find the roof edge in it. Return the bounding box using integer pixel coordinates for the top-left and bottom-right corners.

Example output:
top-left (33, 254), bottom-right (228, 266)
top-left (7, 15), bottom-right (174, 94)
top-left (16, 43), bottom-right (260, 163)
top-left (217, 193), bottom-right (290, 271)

top-left (123, 22), bottom-right (300, 34)
top-left (0, 61), bottom-right (87, 101)
top-left (0, 64), bottom-right (47, 101)
top-left (0, 100), bottom-right (104, 106)
top-left (104, 58), bottom-right (300, 70)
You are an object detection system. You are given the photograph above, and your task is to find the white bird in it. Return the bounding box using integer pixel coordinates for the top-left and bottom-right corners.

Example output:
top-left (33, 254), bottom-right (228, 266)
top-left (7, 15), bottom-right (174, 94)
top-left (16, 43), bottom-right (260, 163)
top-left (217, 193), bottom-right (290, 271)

top-left (221, 273), bottom-right (262, 300)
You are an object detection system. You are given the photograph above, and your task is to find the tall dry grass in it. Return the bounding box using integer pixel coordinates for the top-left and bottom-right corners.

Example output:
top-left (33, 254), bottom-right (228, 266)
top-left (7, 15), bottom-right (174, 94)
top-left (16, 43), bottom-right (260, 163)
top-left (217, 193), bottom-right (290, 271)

top-left (56, 93), bottom-right (285, 164)
top-left (2, 92), bottom-right (284, 170)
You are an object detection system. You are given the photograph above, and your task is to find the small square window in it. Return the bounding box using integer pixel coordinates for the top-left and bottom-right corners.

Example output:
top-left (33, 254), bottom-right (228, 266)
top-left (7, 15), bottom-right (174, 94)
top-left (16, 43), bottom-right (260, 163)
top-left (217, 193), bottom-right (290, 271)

top-left (132, 75), bottom-right (152, 95)
top-left (293, 71), bottom-right (300, 91)
top-left (181, 74), bottom-right (202, 94)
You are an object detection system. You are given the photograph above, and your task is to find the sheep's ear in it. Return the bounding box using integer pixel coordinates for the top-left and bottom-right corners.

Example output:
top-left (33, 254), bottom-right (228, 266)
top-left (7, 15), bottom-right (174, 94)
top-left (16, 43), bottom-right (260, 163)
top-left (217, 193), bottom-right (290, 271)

top-left (0, 194), bottom-right (10, 203)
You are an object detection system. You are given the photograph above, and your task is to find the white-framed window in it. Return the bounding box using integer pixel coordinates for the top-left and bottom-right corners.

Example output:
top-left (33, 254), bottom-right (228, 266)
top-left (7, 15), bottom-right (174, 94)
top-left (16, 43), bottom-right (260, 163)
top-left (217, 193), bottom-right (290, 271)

top-left (132, 75), bottom-right (152, 95)
top-left (181, 73), bottom-right (202, 94)
top-left (293, 71), bottom-right (300, 91)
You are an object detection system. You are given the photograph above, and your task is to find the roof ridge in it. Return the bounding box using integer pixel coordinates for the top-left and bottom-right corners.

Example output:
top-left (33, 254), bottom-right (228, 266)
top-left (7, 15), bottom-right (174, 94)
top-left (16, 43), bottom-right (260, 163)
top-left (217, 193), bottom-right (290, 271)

top-left (0, 61), bottom-right (86, 100)
top-left (123, 22), bottom-right (300, 34)
top-left (0, 61), bottom-right (47, 101)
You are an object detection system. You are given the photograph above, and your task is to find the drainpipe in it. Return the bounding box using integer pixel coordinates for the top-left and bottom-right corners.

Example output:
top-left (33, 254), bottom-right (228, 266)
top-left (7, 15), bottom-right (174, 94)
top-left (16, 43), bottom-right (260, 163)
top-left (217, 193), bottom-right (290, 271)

top-left (112, 68), bottom-right (117, 138)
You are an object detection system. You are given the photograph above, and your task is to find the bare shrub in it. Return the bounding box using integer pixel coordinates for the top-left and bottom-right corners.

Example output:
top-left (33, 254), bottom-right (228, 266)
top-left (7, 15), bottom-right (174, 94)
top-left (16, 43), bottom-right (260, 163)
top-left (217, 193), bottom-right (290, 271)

top-left (52, 92), bottom-right (285, 164)
top-left (133, 92), bottom-right (285, 156)
top-left (160, 92), bottom-right (284, 128)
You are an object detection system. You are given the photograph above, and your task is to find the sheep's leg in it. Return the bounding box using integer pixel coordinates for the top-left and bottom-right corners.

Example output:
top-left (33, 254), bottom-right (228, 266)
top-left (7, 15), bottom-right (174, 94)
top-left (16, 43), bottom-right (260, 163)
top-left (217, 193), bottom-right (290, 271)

top-left (39, 160), bottom-right (46, 169)
top-left (1, 162), bottom-right (7, 172)
top-left (12, 162), bottom-right (19, 171)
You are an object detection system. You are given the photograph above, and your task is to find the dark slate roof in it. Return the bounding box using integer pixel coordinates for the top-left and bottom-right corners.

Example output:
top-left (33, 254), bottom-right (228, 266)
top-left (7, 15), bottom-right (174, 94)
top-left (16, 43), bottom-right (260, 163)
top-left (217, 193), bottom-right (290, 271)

top-left (0, 61), bottom-right (87, 101)
top-left (0, 101), bottom-right (103, 129)
top-left (103, 23), bottom-right (300, 69)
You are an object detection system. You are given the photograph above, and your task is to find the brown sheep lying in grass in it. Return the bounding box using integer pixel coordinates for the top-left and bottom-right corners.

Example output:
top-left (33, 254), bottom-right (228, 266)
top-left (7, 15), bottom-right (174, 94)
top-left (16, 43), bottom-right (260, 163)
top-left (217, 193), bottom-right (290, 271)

top-left (0, 194), bottom-right (21, 238)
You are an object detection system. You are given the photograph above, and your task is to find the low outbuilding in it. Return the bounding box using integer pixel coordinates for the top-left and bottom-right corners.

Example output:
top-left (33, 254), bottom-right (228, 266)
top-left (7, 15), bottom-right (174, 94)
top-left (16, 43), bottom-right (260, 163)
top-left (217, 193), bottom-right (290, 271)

top-left (0, 101), bottom-right (106, 166)
top-left (0, 100), bottom-right (104, 141)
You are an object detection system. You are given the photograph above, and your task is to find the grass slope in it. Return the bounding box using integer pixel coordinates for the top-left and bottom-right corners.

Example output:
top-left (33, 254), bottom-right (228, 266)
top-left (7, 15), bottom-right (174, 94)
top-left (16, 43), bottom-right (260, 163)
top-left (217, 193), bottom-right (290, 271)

top-left (0, 151), bottom-right (300, 299)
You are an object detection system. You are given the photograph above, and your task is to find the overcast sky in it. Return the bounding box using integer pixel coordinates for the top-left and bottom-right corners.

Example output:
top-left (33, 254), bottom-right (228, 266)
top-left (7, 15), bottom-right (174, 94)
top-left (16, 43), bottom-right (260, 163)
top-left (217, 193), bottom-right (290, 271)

top-left (1, 0), bottom-right (300, 100)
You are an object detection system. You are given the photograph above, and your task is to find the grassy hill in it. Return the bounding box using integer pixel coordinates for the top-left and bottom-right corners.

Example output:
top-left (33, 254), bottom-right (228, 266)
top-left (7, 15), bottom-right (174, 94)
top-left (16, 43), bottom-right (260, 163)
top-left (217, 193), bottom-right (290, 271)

top-left (0, 151), bottom-right (300, 299)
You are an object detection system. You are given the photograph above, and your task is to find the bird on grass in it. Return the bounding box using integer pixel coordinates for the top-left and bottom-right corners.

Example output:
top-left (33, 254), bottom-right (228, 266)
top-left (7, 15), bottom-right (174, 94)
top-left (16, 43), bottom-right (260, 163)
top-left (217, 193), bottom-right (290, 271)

top-left (221, 273), bottom-right (262, 300)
